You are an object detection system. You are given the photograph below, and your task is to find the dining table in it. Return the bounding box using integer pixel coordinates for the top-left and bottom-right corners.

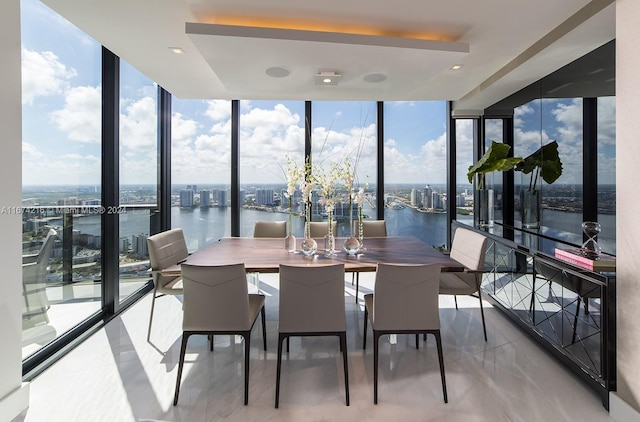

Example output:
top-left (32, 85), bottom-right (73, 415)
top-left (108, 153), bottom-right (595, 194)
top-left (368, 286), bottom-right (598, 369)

top-left (162, 236), bottom-right (465, 275)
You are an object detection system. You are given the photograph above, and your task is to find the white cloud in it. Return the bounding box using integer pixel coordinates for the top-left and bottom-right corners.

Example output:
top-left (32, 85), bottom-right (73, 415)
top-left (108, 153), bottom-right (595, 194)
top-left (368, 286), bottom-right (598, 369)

top-left (23, 152), bottom-right (101, 185)
top-left (120, 96), bottom-right (157, 149)
top-left (120, 149), bottom-right (157, 184)
top-left (172, 112), bottom-right (198, 143)
top-left (22, 48), bottom-right (77, 105)
top-left (50, 85), bottom-right (101, 143)
top-left (22, 142), bottom-right (44, 159)
top-left (205, 99), bottom-right (231, 121)
top-left (597, 97), bottom-right (616, 146)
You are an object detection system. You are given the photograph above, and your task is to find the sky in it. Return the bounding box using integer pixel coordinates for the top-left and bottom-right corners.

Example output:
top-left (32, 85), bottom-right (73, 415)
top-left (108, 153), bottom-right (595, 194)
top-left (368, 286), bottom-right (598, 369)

top-left (20, 0), bottom-right (616, 188)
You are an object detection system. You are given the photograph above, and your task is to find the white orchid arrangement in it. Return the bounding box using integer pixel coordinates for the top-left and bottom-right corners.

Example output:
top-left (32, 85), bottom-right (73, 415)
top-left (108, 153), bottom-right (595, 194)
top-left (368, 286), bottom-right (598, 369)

top-left (284, 154), bottom-right (305, 235)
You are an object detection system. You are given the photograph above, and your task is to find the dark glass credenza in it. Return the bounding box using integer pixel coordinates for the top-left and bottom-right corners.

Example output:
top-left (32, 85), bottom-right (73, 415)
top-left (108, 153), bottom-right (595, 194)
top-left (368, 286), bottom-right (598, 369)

top-left (452, 221), bottom-right (616, 409)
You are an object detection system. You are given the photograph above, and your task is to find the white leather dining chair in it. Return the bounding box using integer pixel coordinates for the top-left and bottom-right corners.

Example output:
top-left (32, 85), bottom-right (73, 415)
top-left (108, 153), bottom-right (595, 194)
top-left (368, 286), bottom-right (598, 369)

top-left (363, 263), bottom-right (447, 404)
top-left (173, 263), bottom-right (266, 406)
top-left (275, 263), bottom-right (349, 408)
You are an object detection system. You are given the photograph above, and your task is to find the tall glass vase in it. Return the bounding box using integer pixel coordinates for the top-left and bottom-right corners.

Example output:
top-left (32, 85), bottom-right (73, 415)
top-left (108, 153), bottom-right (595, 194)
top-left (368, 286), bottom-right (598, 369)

top-left (357, 207), bottom-right (365, 251)
top-left (343, 201), bottom-right (360, 255)
top-left (301, 202), bottom-right (317, 257)
top-left (475, 188), bottom-right (494, 229)
top-left (324, 208), bottom-right (336, 257)
top-left (284, 196), bottom-right (296, 252)
top-left (520, 189), bottom-right (541, 230)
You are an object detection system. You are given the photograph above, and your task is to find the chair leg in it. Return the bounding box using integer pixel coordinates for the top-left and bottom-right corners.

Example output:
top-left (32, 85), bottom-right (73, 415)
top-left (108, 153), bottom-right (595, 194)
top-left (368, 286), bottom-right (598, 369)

top-left (454, 295), bottom-right (458, 310)
top-left (530, 274), bottom-right (537, 323)
top-left (340, 332), bottom-right (350, 406)
top-left (415, 334), bottom-right (419, 349)
top-left (208, 334), bottom-right (213, 351)
top-left (243, 333), bottom-right (251, 405)
top-left (477, 290), bottom-right (488, 341)
top-left (147, 291), bottom-right (158, 342)
top-left (275, 333), bottom-right (285, 408)
top-left (355, 273), bottom-right (359, 303)
top-left (261, 306), bottom-right (267, 351)
top-left (363, 306), bottom-right (369, 350)
top-left (433, 330), bottom-right (448, 403)
top-left (173, 333), bottom-right (190, 406)
top-left (286, 337), bottom-right (290, 353)
top-left (373, 331), bottom-right (381, 404)
top-left (572, 296), bottom-right (582, 344)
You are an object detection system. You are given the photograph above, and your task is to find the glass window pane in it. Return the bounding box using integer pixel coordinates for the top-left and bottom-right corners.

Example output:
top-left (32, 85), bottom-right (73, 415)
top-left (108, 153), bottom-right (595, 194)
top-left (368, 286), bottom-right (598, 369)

top-left (118, 60), bottom-right (157, 302)
top-left (514, 98), bottom-right (583, 250)
top-left (485, 119), bottom-right (504, 224)
top-left (171, 99), bottom-right (231, 251)
top-left (21, 0), bottom-right (102, 359)
top-left (239, 101), bottom-right (305, 237)
top-left (311, 101), bottom-right (377, 238)
top-left (384, 101), bottom-right (448, 246)
top-left (455, 119), bottom-right (474, 227)
top-left (597, 96), bottom-right (616, 254)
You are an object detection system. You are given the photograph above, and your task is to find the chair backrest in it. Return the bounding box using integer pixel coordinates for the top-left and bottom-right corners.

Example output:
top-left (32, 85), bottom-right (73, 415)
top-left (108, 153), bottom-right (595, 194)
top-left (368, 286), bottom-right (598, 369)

top-left (373, 263), bottom-right (441, 331)
top-left (449, 227), bottom-right (488, 271)
top-left (306, 221), bottom-right (337, 238)
top-left (23, 228), bottom-right (58, 265)
top-left (22, 229), bottom-right (57, 323)
top-left (278, 264), bottom-right (346, 333)
top-left (253, 221), bottom-right (287, 238)
top-left (354, 220), bottom-right (387, 237)
top-left (147, 228), bottom-right (189, 287)
top-left (181, 263), bottom-right (251, 331)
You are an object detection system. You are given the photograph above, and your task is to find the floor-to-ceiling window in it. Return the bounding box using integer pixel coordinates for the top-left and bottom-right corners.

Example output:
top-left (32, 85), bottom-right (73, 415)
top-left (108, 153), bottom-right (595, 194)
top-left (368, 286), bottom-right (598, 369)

top-left (514, 98), bottom-right (584, 246)
top-left (597, 96), bottom-right (616, 254)
top-left (311, 101), bottom-right (377, 237)
top-left (455, 119), bottom-right (475, 226)
top-left (118, 60), bottom-right (158, 302)
top-left (170, 99), bottom-right (231, 251)
top-left (383, 101), bottom-right (448, 246)
top-left (21, 0), bottom-right (102, 359)
top-left (239, 100), bottom-right (305, 237)
top-left (485, 119), bottom-right (505, 224)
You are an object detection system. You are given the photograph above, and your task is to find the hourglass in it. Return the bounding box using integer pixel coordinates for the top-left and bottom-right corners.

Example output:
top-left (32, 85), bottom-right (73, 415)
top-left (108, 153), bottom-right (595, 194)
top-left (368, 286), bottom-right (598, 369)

top-left (581, 221), bottom-right (602, 258)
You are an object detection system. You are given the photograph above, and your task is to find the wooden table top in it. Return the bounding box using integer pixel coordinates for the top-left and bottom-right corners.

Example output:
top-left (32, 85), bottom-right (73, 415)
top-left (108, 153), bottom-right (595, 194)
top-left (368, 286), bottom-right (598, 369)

top-left (166, 236), bottom-right (464, 274)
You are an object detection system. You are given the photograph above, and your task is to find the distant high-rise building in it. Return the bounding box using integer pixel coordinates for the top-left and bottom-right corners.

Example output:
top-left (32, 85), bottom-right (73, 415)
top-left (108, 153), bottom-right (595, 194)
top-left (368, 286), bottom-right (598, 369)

top-left (218, 189), bottom-right (228, 207)
top-left (119, 237), bottom-right (130, 253)
top-left (180, 189), bottom-right (194, 207)
top-left (422, 185), bottom-right (434, 209)
top-left (200, 190), bottom-right (211, 207)
top-left (131, 233), bottom-right (148, 256)
top-left (411, 189), bottom-right (422, 207)
top-left (186, 184), bottom-right (198, 192)
top-left (256, 189), bottom-right (275, 206)
top-left (457, 193), bottom-right (466, 207)
top-left (432, 192), bottom-right (443, 209)
top-left (239, 189), bottom-right (246, 205)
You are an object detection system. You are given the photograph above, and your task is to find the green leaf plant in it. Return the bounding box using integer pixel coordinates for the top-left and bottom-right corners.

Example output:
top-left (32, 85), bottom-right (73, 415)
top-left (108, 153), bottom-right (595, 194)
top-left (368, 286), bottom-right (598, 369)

top-left (515, 140), bottom-right (563, 192)
top-left (467, 141), bottom-right (523, 189)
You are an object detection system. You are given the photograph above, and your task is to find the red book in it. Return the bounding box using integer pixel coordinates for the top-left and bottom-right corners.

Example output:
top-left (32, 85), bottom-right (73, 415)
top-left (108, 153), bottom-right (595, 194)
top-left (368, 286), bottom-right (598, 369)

top-left (554, 248), bottom-right (616, 271)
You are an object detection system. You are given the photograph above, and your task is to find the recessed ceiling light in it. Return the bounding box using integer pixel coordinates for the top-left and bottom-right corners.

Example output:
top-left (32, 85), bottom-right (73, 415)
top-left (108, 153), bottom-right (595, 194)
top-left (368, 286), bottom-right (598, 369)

top-left (363, 73), bottom-right (387, 83)
top-left (169, 47), bottom-right (185, 54)
top-left (265, 67), bottom-right (291, 78)
top-left (314, 71), bottom-right (342, 85)
top-left (451, 64), bottom-right (462, 70)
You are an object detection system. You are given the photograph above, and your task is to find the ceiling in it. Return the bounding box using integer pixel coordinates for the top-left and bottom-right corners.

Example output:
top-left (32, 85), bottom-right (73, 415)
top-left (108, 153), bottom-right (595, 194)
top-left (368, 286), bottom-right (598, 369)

top-left (41, 0), bottom-right (615, 113)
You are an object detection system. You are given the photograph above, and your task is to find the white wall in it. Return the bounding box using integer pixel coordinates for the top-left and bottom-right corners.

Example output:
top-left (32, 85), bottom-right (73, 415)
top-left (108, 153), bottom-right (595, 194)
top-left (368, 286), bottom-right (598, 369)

top-left (614, 0), bottom-right (640, 419)
top-left (0, 0), bottom-right (30, 420)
